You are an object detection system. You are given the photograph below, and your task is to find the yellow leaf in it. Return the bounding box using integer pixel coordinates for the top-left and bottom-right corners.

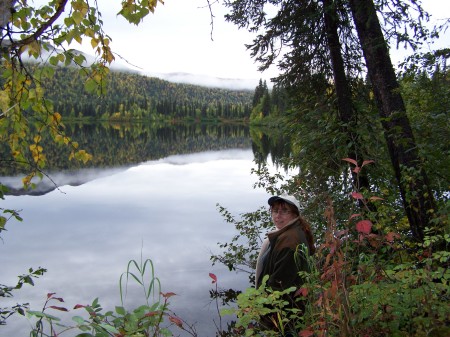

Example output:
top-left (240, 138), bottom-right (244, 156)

top-left (72, 11), bottom-right (83, 25)
top-left (75, 35), bottom-right (82, 44)
top-left (53, 112), bottom-right (62, 123)
top-left (0, 91), bottom-right (10, 112)
top-left (85, 28), bottom-right (95, 38)
top-left (27, 41), bottom-right (42, 56)
top-left (104, 49), bottom-right (115, 64)
top-left (28, 88), bottom-right (36, 100)
top-left (33, 155), bottom-right (38, 162)
top-left (22, 175), bottom-right (32, 186)
top-left (72, 0), bottom-right (89, 16)
top-left (91, 38), bottom-right (99, 48)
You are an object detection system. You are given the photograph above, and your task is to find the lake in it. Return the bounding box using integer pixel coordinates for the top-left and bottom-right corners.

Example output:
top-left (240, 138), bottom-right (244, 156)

top-left (0, 124), bottom-right (286, 336)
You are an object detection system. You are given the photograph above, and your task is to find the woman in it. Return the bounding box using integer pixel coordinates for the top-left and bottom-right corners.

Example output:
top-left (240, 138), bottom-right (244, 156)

top-left (255, 194), bottom-right (315, 291)
top-left (254, 195), bottom-right (316, 335)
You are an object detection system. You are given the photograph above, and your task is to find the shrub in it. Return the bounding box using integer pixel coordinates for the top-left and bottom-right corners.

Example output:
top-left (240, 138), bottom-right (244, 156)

top-left (217, 160), bottom-right (450, 337)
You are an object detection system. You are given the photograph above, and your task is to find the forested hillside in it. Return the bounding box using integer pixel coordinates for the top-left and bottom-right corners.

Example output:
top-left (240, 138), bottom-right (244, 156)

top-left (41, 67), bottom-right (253, 121)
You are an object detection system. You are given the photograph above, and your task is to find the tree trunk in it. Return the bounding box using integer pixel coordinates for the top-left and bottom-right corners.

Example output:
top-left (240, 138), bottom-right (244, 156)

top-left (348, 0), bottom-right (436, 240)
top-left (0, 0), bottom-right (15, 29)
top-left (323, 0), bottom-right (372, 197)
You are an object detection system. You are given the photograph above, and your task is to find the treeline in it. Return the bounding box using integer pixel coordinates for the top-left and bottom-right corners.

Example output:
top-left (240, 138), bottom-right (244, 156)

top-left (40, 67), bottom-right (253, 121)
top-left (248, 79), bottom-right (290, 121)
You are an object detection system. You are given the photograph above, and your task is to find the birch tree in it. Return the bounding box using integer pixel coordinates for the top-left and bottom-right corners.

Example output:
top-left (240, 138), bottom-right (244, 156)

top-left (0, 0), bottom-right (163, 186)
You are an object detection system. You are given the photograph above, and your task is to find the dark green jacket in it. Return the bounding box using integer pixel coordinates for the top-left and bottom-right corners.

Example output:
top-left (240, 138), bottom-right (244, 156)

top-left (256, 217), bottom-right (311, 290)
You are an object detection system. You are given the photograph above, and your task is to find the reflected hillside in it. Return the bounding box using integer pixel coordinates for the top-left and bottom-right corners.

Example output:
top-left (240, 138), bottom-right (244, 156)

top-left (0, 122), bottom-right (253, 195)
top-left (0, 122), bottom-right (294, 195)
top-left (1, 122), bottom-right (251, 173)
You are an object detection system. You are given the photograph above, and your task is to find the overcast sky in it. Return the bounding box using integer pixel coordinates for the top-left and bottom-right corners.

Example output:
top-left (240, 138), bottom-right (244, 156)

top-left (88, 0), bottom-right (273, 89)
top-left (61, 0), bottom-right (449, 89)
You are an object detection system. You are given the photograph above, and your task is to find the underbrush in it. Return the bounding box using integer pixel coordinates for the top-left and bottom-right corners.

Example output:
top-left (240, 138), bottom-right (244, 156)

top-left (217, 160), bottom-right (449, 337)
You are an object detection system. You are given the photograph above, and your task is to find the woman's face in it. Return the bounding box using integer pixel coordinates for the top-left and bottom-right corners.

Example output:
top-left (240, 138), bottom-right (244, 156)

top-left (271, 201), bottom-right (298, 230)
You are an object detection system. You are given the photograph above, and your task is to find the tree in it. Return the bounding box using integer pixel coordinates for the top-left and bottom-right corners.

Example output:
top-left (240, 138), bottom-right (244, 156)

top-left (323, 0), bottom-right (372, 200)
top-left (222, 0), bottom-right (447, 240)
top-left (347, 0), bottom-right (437, 240)
top-left (224, 0), bottom-right (374, 219)
top-left (252, 78), bottom-right (268, 107)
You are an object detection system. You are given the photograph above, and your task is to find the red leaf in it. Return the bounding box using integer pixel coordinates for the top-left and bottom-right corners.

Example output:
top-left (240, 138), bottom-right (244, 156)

top-left (161, 292), bottom-right (176, 299)
top-left (349, 213), bottom-right (361, 220)
top-left (356, 220), bottom-right (372, 234)
top-left (209, 273), bottom-right (217, 284)
top-left (47, 292), bottom-right (56, 299)
top-left (145, 311), bottom-right (160, 317)
top-left (361, 160), bottom-right (374, 167)
top-left (368, 196), bottom-right (384, 201)
top-left (334, 229), bottom-right (348, 238)
top-left (299, 327), bottom-right (315, 337)
top-left (353, 166), bottom-right (361, 173)
top-left (342, 158), bottom-right (358, 166)
top-left (385, 232), bottom-right (400, 242)
top-left (74, 304), bottom-right (85, 309)
top-left (49, 305), bottom-right (68, 312)
top-left (169, 315), bottom-right (183, 327)
top-left (351, 192), bottom-right (364, 200)
top-left (295, 287), bottom-right (308, 297)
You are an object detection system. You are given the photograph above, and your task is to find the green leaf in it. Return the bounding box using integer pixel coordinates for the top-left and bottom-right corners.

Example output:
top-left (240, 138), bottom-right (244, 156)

top-left (84, 78), bottom-right (97, 93)
top-left (115, 306), bottom-right (126, 315)
top-left (0, 217), bottom-right (6, 230)
top-left (98, 323), bottom-right (119, 333)
top-left (27, 310), bottom-right (60, 321)
top-left (72, 315), bottom-right (85, 324)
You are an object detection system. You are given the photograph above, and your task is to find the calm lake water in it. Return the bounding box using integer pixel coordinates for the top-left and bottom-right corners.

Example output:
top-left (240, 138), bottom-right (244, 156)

top-left (1, 148), bottom-right (279, 336)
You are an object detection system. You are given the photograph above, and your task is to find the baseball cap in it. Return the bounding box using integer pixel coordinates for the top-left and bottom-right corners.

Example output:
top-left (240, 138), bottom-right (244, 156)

top-left (268, 195), bottom-right (300, 213)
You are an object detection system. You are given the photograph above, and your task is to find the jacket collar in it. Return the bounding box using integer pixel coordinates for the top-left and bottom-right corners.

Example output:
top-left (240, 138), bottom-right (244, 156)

top-left (267, 216), bottom-right (300, 239)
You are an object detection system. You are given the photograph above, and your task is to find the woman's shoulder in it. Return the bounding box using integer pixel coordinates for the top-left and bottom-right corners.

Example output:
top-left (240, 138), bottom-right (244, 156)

top-left (274, 222), bottom-right (308, 248)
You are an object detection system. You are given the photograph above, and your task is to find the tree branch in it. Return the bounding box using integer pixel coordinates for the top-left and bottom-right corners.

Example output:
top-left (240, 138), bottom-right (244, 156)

top-left (12, 0), bottom-right (69, 49)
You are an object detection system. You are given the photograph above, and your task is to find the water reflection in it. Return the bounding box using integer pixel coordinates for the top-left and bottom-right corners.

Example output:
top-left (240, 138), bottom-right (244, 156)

top-left (0, 122), bottom-right (292, 182)
top-left (0, 122), bottom-right (252, 175)
top-left (1, 149), bottom-right (270, 336)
